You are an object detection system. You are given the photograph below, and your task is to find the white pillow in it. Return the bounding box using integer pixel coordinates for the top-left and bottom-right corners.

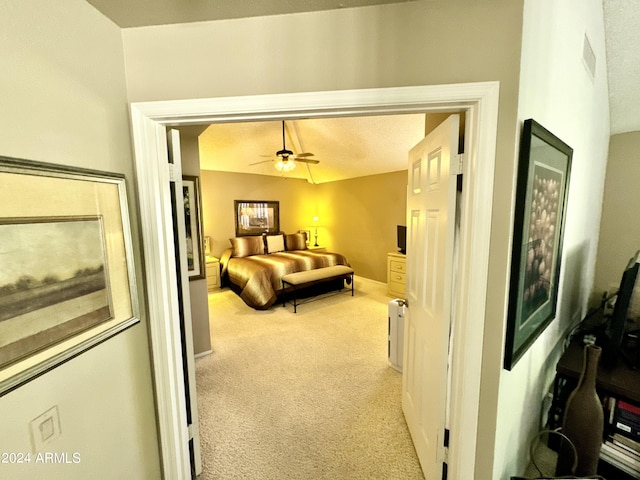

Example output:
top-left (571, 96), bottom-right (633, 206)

top-left (266, 234), bottom-right (285, 254)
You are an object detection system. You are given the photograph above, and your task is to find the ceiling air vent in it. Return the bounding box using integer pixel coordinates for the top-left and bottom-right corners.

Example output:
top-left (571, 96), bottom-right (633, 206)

top-left (582, 33), bottom-right (596, 81)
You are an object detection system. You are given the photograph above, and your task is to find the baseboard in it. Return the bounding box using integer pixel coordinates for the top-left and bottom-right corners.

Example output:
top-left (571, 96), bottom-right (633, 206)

top-left (194, 350), bottom-right (213, 359)
top-left (358, 276), bottom-right (385, 287)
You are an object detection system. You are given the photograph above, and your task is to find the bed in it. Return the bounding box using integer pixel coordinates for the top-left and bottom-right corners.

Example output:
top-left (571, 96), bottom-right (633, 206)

top-left (219, 232), bottom-right (350, 309)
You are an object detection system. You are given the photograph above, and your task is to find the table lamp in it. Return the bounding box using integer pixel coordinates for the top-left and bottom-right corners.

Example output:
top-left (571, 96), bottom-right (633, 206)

top-left (312, 216), bottom-right (320, 246)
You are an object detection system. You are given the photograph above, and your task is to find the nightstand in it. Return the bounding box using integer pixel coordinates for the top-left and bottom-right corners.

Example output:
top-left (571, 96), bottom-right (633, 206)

top-left (307, 245), bottom-right (326, 252)
top-left (205, 256), bottom-right (220, 291)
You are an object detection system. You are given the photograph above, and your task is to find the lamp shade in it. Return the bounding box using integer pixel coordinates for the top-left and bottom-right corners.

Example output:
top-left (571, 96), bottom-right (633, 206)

top-left (275, 159), bottom-right (296, 172)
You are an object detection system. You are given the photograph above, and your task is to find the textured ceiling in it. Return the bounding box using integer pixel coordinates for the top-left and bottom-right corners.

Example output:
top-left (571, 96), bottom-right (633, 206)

top-left (193, 115), bottom-right (427, 184)
top-left (603, 0), bottom-right (640, 135)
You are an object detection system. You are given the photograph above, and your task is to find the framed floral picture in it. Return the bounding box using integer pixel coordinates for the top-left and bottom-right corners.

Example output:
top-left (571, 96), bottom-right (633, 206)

top-left (504, 119), bottom-right (573, 370)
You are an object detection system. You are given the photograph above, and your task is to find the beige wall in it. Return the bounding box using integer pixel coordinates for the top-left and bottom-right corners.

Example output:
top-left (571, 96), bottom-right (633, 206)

top-left (491, 0), bottom-right (611, 477)
top-left (180, 130), bottom-right (212, 355)
top-left (0, 1), bottom-right (160, 478)
top-left (316, 171), bottom-right (407, 282)
top-left (122, 1), bottom-right (524, 476)
top-left (200, 169), bottom-right (406, 283)
top-left (200, 171), bottom-right (313, 258)
top-left (593, 131), bottom-right (640, 302)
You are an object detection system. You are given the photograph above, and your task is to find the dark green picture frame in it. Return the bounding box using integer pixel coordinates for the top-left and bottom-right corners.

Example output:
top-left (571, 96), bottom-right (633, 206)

top-left (504, 119), bottom-right (573, 370)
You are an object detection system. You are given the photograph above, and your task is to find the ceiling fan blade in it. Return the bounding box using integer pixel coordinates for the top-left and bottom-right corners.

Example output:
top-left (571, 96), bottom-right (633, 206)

top-left (249, 159), bottom-right (273, 166)
top-left (256, 122), bottom-right (317, 166)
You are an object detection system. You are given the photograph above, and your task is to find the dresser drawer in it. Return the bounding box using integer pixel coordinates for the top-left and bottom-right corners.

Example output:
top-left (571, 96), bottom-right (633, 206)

top-left (206, 258), bottom-right (220, 291)
top-left (389, 271), bottom-right (405, 284)
top-left (387, 252), bottom-right (407, 298)
top-left (388, 280), bottom-right (406, 297)
top-left (390, 260), bottom-right (406, 274)
top-left (206, 268), bottom-right (218, 282)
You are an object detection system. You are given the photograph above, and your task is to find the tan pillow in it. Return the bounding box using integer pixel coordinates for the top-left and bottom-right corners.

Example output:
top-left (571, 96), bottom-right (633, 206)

top-left (266, 234), bottom-right (285, 254)
top-left (230, 236), bottom-right (265, 257)
top-left (284, 233), bottom-right (307, 251)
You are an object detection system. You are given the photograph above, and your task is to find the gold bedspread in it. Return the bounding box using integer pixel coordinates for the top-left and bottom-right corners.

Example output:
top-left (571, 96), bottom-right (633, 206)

top-left (220, 249), bottom-right (350, 309)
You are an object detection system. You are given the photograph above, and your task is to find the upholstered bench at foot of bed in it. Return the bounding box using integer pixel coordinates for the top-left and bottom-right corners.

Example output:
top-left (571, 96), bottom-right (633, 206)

top-left (281, 265), bottom-right (354, 313)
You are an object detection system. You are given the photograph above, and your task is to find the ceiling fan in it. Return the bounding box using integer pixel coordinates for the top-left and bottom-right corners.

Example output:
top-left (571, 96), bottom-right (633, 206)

top-left (250, 121), bottom-right (319, 172)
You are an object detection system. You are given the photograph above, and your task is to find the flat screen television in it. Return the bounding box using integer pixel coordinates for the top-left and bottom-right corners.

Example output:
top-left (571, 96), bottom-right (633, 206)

top-left (397, 225), bottom-right (406, 255)
top-left (602, 250), bottom-right (640, 367)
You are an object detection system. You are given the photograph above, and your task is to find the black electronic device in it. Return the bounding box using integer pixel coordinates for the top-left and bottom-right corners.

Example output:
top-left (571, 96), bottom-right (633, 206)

top-left (621, 329), bottom-right (640, 369)
top-left (397, 225), bottom-right (406, 255)
top-left (602, 250), bottom-right (640, 367)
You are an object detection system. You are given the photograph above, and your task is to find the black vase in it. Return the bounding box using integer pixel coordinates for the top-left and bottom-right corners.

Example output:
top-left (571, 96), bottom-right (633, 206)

top-left (556, 344), bottom-right (604, 476)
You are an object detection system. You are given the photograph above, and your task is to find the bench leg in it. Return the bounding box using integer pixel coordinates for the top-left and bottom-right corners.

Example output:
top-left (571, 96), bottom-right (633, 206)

top-left (282, 281), bottom-right (288, 308)
top-left (292, 286), bottom-right (297, 313)
top-left (283, 272), bottom-right (354, 313)
top-left (282, 279), bottom-right (298, 313)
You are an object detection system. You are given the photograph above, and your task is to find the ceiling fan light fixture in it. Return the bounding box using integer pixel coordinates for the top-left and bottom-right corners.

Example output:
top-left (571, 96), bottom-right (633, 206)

top-left (249, 121), bottom-right (317, 173)
top-left (276, 148), bottom-right (294, 158)
top-left (275, 159), bottom-right (296, 172)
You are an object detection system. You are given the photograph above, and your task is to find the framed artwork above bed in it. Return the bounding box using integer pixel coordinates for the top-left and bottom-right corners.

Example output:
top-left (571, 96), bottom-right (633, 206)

top-left (234, 200), bottom-right (280, 236)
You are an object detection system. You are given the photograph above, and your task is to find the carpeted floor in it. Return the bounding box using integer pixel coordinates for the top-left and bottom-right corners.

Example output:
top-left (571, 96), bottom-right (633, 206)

top-left (195, 276), bottom-right (424, 479)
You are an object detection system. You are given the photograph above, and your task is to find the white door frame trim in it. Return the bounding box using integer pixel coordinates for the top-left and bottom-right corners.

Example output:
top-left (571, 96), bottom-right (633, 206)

top-left (129, 82), bottom-right (498, 479)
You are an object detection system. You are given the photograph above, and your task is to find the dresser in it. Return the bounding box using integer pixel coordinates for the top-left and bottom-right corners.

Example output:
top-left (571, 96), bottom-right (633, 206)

top-left (387, 252), bottom-right (406, 298)
top-left (205, 256), bottom-right (220, 292)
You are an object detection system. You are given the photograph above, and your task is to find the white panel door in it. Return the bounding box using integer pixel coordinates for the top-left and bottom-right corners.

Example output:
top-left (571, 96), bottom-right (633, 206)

top-left (168, 129), bottom-right (203, 477)
top-left (402, 115), bottom-right (459, 479)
